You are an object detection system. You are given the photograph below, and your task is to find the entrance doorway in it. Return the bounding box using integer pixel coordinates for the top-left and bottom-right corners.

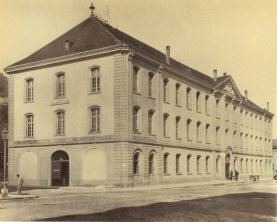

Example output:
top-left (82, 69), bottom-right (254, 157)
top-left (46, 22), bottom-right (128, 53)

top-left (51, 150), bottom-right (69, 186)
top-left (225, 154), bottom-right (230, 180)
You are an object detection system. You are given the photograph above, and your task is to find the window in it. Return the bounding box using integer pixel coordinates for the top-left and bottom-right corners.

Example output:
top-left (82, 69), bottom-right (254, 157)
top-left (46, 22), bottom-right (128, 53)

top-left (25, 114), bottom-right (34, 138)
top-left (241, 158), bottom-right (244, 173)
top-left (216, 156), bottom-right (220, 173)
top-left (216, 99), bottom-right (220, 118)
top-left (56, 110), bottom-right (65, 135)
top-left (197, 155), bottom-right (201, 174)
top-left (186, 87), bottom-right (191, 109)
top-left (149, 153), bottom-right (155, 175)
top-left (225, 129), bottom-right (229, 144)
top-left (133, 152), bottom-right (140, 175)
top-left (90, 67), bottom-right (101, 93)
top-left (176, 83), bottom-right (180, 106)
top-left (216, 127), bottom-right (220, 145)
top-left (176, 154), bottom-right (181, 174)
top-left (176, 116), bottom-right (181, 139)
top-left (205, 95), bottom-right (209, 115)
top-left (163, 153), bottom-right (169, 174)
top-left (246, 159), bottom-right (249, 173)
top-left (90, 107), bottom-right (100, 133)
top-left (225, 103), bottom-right (229, 120)
top-left (133, 66), bottom-right (139, 93)
top-left (206, 124), bottom-right (210, 143)
top-left (25, 78), bottom-right (33, 102)
top-left (56, 73), bottom-right (65, 98)
top-left (187, 154), bottom-right (192, 174)
top-left (196, 91), bottom-right (201, 112)
top-left (148, 72), bottom-right (154, 97)
top-left (233, 131), bottom-right (237, 147)
top-left (206, 156), bottom-right (210, 174)
top-left (163, 113), bottom-right (169, 137)
top-left (133, 106), bottom-right (141, 133)
top-left (148, 110), bottom-right (155, 135)
top-left (187, 119), bottom-right (192, 141)
top-left (163, 78), bottom-right (169, 102)
top-left (197, 121), bottom-right (201, 142)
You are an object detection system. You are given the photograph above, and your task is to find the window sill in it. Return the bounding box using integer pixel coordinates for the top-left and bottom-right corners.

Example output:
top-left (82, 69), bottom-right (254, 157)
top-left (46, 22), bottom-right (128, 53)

top-left (187, 107), bottom-right (192, 111)
top-left (197, 141), bottom-right (202, 143)
top-left (206, 113), bottom-right (210, 116)
top-left (176, 104), bottom-right (182, 108)
top-left (187, 173), bottom-right (193, 175)
top-left (187, 139), bottom-right (192, 142)
top-left (197, 111), bottom-right (201, 114)
top-left (133, 91), bottom-right (141, 96)
top-left (24, 100), bottom-right (34, 104)
top-left (133, 131), bottom-right (142, 135)
top-left (88, 91), bottom-right (101, 95)
top-left (206, 142), bottom-right (211, 144)
top-left (89, 131), bottom-right (101, 134)
top-left (24, 137), bottom-right (34, 139)
top-left (148, 96), bottom-right (156, 100)
top-left (176, 138), bottom-right (182, 140)
top-left (164, 136), bottom-right (170, 139)
top-left (164, 173), bottom-right (171, 176)
top-left (55, 134), bottom-right (65, 137)
top-left (176, 173), bottom-right (182, 176)
top-left (163, 101), bottom-right (170, 104)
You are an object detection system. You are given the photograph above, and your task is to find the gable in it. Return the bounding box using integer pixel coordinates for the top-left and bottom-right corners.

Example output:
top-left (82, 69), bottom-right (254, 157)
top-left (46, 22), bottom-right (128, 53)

top-left (214, 76), bottom-right (242, 100)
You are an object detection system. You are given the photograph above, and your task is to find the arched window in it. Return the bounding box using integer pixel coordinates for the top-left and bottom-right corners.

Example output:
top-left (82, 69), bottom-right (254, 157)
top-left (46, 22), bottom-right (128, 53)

top-left (216, 155), bottom-right (221, 173)
top-left (133, 66), bottom-right (139, 93)
top-left (56, 73), bottom-right (65, 98)
top-left (133, 152), bottom-right (140, 175)
top-left (196, 91), bottom-right (201, 112)
top-left (240, 158), bottom-right (244, 173)
top-left (216, 99), bottom-right (220, 118)
top-left (205, 95), bottom-right (209, 115)
top-left (206, 156), bottom-right (210, 174)
top-left (187, 154), bottom-right (192, 174)
top-left (197, 155), bottom-right (201, 174)
top-left (176, 83), bottom-right (180, 106)
top-left (216, 127), bottom-right (220, 145)
top-left (176, 154), bottom-right (181, 174)
top-left (163, 153), bottom-right (169, 174)
top-left (90, 106), bottom-right (100, 133)
top-left (225, 128), bottom-right (229, 145)
top-left (90, 67), bottom-right (101, 93)
top-left (148, 72), bottom-right (154, 97)
top-left (206, 124), bottom-right (210, 143)
top-left (25, 114), bottom-right (34, 138)
top-left (225, 103), bottom-right (229, 120)
top-left (186, 87), bottom-right (191, 109)
top-left (187, 119), bottom-right (192, 141)
top-left (260, 160), bottom-right (263, 173)
top-left (163, 78), bottom-right (169, 102)
top-left (176, 116), bottom-right (181, 139)
top-left (56, 110), bottom-right (65, 135)
top-left (197, 121), bottom-right (202, 142)
top-left (233, 131), bottom-right (237, 147)
top-left (149, 152), bottom-right (155, 175)
top-left (251, 159), bottom-right (253, 173)
top-left (148, 110), bottom-right (155, 136)
top-left (246, 159), bottom-right (249, 173)
top-left (163, 113), bottom-right (169, 137)
top-left (25, 78), bottom-right (33, 102)
top-left (133, 106), bottom-right (141, 133)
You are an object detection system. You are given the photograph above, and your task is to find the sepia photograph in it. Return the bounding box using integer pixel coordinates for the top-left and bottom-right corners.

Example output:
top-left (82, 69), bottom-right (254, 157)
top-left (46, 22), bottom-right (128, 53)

top-left (0, 0), bottom-right (276, 221)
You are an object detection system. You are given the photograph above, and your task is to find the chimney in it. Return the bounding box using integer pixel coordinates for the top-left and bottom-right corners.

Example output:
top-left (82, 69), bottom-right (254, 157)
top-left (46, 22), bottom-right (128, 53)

top-left (166, 46), bottom-right (170, 65)
top-left (244, 90), bottom-right (248, 101)
top-left (223, 72), bottom-right (227, 76)
top-left (267, 102), bottom-right (269, 111)
top-left (213, 69), bottom-right (217, 82)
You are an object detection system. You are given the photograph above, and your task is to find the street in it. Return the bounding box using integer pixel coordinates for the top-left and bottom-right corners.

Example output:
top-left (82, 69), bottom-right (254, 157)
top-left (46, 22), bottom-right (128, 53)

top-left (0, 181), bottom-right (276, 221)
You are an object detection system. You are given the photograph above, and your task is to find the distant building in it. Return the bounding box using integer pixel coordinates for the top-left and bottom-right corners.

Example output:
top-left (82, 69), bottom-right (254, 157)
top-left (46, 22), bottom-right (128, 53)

top-left (0, 96), bottom-right (8, 181)
top-left (4, 4), bottom-right (274, 187)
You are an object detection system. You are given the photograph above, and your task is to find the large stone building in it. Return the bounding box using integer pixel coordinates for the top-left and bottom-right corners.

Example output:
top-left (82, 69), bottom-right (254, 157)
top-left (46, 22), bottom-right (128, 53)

top-left (5, 5), bottom-right (274, 187)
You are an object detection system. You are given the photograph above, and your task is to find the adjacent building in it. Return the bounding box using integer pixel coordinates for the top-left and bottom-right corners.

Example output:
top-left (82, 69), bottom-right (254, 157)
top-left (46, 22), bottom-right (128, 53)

top-left (273, 139), bottom-right (277, 171)
top-left (4, 5), bottom-right (274, 187)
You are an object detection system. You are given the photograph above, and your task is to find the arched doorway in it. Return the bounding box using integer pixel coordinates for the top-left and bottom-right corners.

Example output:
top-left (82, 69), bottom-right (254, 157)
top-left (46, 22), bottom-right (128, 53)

top-left (225, 153), bottom-right (230, 179)
top-left (51, 150), bottom-right (69, 186)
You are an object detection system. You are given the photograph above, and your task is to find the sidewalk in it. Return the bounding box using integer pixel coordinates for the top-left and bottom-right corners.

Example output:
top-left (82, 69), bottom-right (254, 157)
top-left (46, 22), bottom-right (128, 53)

top-left (0, 192), bottom-right (38, 200)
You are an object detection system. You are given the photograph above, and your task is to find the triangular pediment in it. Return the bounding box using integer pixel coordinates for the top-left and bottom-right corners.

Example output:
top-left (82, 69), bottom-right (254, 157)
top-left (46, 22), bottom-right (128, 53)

top-left (214, 76), bottom-right (242, 101)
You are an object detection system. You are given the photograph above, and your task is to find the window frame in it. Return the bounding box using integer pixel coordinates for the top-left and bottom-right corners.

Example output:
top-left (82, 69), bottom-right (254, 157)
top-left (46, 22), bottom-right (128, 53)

top-left (89, 106), bottom-right (101, 133)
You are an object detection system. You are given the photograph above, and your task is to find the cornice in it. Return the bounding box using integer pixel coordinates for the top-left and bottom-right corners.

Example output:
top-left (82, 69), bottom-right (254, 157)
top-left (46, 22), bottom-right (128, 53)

top-left (4, 44), bottom-right (128, 74)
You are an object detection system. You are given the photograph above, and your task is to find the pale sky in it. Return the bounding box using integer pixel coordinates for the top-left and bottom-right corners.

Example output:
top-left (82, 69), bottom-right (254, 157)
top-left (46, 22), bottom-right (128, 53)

top-left (0, 0), bottom-right (276, 137)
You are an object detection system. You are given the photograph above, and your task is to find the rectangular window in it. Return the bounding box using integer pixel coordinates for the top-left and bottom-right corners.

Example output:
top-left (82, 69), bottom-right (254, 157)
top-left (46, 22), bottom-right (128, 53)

top-left (176, 117), bottom-right (180, 139)
top-left (56, 111), bottom-right (65, 135)
top-left (163, 114), bottom-right (169, 137)
top-left (176, 84), bottom-right (180, 106)
top-left (91, 68), bottom-right (101, 93)
top-left (26, 114), bottom-right (33, 137)
top-left (205, 96), bottom-right (209, 115)
top-left (163, 79), bottom-right (169, 102)
top-left (133, 67), bottom-right (139, 93)
top-left (26, 79), bottom-right (33, 102)
top-left (186, 88), bottom-right (191, 109)
top-left (90, 107), bottom-right (100, 133)
top-left (148, 73), bottom-right (154, 97)
top-left (196, 92), bottom-right (201, 112)
top-left (56, 73), bottom-right (65, 98)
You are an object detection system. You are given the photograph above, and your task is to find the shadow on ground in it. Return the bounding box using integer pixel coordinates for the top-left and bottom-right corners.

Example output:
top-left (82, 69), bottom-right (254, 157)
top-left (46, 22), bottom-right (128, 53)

top-left (39, 192), bottom-right (277, 222)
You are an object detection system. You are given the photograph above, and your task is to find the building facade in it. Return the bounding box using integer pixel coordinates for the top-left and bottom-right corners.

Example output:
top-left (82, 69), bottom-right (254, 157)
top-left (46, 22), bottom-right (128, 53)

top-left (5, 6), bottom-right (274, 187)
top-left (273, 139), bottom-right (277, 171)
